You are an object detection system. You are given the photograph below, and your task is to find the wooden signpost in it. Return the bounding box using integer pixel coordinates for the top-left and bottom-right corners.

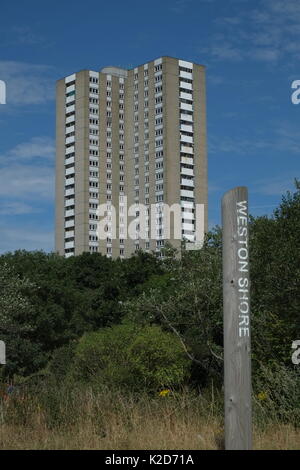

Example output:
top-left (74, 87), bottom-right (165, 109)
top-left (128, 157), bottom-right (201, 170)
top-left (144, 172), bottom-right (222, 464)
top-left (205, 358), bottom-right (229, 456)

top-left (222, 187), bottom-right (252, 450)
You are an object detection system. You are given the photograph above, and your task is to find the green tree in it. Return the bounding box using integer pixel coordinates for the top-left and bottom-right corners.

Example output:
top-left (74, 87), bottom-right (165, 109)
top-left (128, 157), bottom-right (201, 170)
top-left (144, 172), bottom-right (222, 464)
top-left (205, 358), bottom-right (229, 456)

top-left (0, 263), bottom-right (45, 376)
top-left (250, 180), bottom-right (300, 366)
top-left (124, 228), bottom-right (224, 386)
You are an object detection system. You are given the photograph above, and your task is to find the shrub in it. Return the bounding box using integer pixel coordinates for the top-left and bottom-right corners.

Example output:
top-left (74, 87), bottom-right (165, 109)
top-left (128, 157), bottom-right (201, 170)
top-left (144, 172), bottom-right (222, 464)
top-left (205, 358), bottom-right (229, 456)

top-left (253, 363), bottom-right (300, 428)
top-left (71, 323), bottom-right (191, 392)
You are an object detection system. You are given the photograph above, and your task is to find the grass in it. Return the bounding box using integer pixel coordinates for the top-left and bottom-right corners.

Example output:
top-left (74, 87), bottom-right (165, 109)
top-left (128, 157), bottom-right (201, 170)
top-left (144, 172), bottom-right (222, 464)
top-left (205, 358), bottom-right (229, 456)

top-left (0, 385), bottom-right (299, 450)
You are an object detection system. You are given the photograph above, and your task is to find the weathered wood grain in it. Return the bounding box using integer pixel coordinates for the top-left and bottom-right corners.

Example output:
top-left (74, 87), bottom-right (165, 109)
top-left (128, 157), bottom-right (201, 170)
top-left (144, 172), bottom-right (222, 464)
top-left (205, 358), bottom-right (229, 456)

top-left (222, 187), bottom-right (252, 450)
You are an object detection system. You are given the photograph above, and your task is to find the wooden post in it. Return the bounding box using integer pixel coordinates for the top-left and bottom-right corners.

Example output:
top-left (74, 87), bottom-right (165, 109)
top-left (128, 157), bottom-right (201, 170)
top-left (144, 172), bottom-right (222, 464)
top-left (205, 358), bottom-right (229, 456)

top-left (222, 187), bottom-right (252, 450)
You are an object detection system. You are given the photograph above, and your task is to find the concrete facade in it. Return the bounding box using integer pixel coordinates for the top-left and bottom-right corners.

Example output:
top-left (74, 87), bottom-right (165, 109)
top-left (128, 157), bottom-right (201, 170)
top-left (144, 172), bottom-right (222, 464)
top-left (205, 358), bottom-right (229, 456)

top-left (55, 57), bottom-right (208, 259)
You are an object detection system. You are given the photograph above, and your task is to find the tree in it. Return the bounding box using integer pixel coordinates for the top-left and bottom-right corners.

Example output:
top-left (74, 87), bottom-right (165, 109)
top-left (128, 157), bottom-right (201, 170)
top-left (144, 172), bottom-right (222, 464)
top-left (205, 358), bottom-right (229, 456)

top-left (250, 180), bottom-right (300, 366)
top-left (124, 228), bottom-right (224, 386)
top-left (0, 263), bottom-right (45, 376)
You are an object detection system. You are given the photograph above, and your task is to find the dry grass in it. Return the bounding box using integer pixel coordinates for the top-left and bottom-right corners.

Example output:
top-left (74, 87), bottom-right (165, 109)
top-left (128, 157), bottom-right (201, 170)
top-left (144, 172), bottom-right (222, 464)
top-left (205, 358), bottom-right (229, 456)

top-left (0, 387), bottom-right (299, 450)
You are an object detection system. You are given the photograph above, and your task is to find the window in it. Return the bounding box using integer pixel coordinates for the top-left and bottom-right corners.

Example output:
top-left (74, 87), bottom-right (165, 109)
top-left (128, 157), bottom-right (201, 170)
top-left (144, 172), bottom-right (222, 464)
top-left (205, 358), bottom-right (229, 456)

top-left (89, 118), bottom-right (99, 125)
top-left (179, 66), bottom-right (193, 73)
top-left (89, 77), bottom-right (98, 84)
top-left (66, 90), bottom-right (75, 97)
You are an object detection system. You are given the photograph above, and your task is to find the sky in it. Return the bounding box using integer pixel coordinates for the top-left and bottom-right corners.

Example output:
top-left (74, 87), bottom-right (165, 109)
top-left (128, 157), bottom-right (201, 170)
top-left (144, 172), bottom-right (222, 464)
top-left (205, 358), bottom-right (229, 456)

top-left (0, 0), bottom-right (299, 253)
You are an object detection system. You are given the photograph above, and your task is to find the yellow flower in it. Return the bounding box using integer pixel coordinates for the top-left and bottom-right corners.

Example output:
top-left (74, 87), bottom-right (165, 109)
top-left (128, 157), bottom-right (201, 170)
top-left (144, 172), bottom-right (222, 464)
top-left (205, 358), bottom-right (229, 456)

top-left (257, 391), bottom-right (268, 401)
top-left (159, 389), bottom-right (171, 397)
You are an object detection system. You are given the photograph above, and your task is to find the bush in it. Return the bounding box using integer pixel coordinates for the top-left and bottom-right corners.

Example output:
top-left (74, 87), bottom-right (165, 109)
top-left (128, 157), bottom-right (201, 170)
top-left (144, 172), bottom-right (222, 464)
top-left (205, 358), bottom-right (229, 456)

top-left (71, 323), bottom-right (191, 392)
top-left (253, 363), bottom-right (300, 428)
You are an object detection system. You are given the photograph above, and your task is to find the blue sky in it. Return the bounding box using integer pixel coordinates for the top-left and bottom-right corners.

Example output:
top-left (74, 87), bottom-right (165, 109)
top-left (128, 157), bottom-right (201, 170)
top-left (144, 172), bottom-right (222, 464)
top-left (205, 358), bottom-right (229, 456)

top-left (0, 0), bottom-right (299, 253)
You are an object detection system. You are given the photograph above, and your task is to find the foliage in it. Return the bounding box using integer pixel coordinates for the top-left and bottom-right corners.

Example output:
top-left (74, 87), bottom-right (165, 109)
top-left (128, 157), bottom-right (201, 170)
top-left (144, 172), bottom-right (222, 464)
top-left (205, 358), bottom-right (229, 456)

top-left (253, 363), bottom-right (300, 427)
top-left (0, 263), bottom-right (46, 376)
top-left (124, 228), bottom-right (224, 386)
top-left (0, 180), bottom-right (299, 412)
top-left (250, 179), bottom-right (300, 367)
top-left (70, 323), bottom-right (190, 392)
top-left (0, 250), bottom-right (163, 377)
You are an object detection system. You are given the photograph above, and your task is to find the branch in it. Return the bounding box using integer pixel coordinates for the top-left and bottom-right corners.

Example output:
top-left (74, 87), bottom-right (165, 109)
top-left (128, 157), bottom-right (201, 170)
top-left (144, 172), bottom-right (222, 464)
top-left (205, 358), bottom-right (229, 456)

top-left (157, 306), bottom-right (203, 366)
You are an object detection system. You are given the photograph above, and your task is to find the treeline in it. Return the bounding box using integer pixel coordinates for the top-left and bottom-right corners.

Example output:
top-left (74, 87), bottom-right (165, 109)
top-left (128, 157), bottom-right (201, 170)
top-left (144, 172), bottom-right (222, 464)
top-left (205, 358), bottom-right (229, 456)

top-left (0, 182), bottom-right (299, 406)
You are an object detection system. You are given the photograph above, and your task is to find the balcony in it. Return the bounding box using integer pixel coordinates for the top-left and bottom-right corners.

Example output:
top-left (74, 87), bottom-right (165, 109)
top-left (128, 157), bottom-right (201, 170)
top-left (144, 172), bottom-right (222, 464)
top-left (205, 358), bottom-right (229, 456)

top-left (181, 167), bottom-right (194, 177)
top-left (180, 81), bottom-right (193, 91)
top-left (181, 178), bottom-right (194, 187)
top-left (180, 189), bottom-right (194, 198)
top-left (180, 156), bottom-right (194, 165)
top-left (65, 146), bottom-right (75, 155)
top-left (65, 166), bottom-right (75, 176)
top-left (179, 70), bottom-right (193, 80)
top-left (180, 113), bottom-right (193, 122)
top-left (180, 145), bottom-right (193, 154)
top-left (65, 209), bottom-right (75, 218)
top-left (180, 102), bottom-right (193, 112)
top-left (65, 241), bottom-right (75, 249)
top-left (182, 222), bottom-right (195, 232)
top-left (180, 134), bottom-right (193, 144)
top-left (180, 124), bottom-right (193, 133)
top-left (65, 198), bottom-right (75, 207)
top-left (65, 219), bottom-right (75, 228)
top-left (180, 91), bottom-right (193, 101)
top-left (65, 188), bottom-right (75, 197)
top-left (65, 156), bottom-right (75, 165)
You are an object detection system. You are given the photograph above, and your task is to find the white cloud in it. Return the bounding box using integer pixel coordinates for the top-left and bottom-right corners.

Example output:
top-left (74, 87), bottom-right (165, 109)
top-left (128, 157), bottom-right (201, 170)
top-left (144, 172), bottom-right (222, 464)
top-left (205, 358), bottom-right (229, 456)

top-left (0, 201), bottom-right (40, 216)
top-left (200, 0), bottom-right (300, 64)
top-left (2, 136), bottom-right (55, 163)
top-left (0, 136), bottom-right (55, 252)
top-left (0, 137), bottom-right (55, 201)
top-left (0, 165), bottom-right (54, 200)
top-left (0, 61), bottom-right (55, 105)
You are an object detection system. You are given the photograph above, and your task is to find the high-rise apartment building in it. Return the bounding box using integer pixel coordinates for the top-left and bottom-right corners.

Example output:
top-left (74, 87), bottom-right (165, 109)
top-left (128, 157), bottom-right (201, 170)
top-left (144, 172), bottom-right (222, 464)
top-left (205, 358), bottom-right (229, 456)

top-left (55, 56), bottom-right (207, 258)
